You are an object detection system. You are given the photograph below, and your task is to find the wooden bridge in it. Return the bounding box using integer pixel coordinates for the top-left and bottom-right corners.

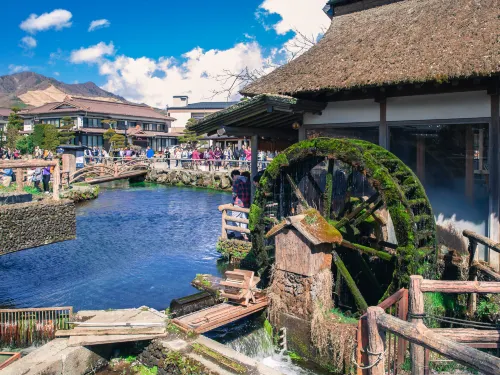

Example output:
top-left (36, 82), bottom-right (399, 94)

top-left (68, 159), bottom-right (149, 185)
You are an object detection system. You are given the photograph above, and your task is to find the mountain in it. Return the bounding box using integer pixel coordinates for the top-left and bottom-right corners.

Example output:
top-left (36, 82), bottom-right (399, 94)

top-left (0, 72), bottom-right (126, 108)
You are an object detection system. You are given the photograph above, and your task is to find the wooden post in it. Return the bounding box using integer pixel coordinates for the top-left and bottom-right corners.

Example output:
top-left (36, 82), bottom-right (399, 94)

top-left (367, 307), bottom-right (386, 375)
top-left (15, 168), bottom-right (23, 192)
top-left (467, 240), bottom-right (478, 316)
top-left (416, 135), bottom-right (425, 184)
top-left (409, 275), bottom-right (425, 375)
top-left (251, 134), bottom-right (258, 199)
top-left (221, 209), bottom-right (228, 239)
top-left (357, 317), bottom-right (369, 375)
top-left (379, 100), bottom-right (388, 150)
top-left (53, 161), bottom-right (60, 201)
top-left (465, 125), bottom-right (474, 202)
top-left (397, 288), bottom-right (409, 371)
top-left (488, 91), bottom-right (500, 271)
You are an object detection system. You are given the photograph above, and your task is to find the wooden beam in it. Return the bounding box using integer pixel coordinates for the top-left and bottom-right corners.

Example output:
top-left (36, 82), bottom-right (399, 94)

top-left (488, 92), bottom-right (500, 270)
top-left (0, 160), bottom-right (57, 168)
top-left (378, 100), bottom-right (388, 150)
top-left (432, 328), bottom-right (500, 343)
top-left (420, 279), bottom-right (500, 294)
top-left (286, 173), bottom-right (309, 211)
top-left (465, 125), bottom-right (474, 201)
top-left (341, 240), bottom-right (394, 262)
top-left (472, 261), bottom-right (500, 280)
top-left (375, 310), bottom-right (500, 375)
top-left (367, 307), bottom-right (385, 375)
top-left (410, 275), bottom-right (425, 375)
top-left (219, 126), bottom-right (297, 139)
top-left (416, 135), bottom-right (425, 184)
top-left (463, 229), bottom-right (500, 254)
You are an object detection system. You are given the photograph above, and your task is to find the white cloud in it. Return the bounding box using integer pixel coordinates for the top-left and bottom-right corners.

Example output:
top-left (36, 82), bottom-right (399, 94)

top-left (20, 9), bottom-right (72, 34)
top-left (54, 71), bottom-right (60, 76)
top-left (9, 64), bottom-right (30, 73)
top-left (70, 42), bottom-right (115, 64)
top-left (20, 36), bottom-right (37, 49)
top-left (69, 2), bottom-right (330, 108)
top-left (88, 19), bottom-right (111, 32)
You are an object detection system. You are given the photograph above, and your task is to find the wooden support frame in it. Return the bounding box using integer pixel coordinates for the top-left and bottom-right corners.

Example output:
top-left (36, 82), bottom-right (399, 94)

top-left (409, 276), bottom-right (425, 375)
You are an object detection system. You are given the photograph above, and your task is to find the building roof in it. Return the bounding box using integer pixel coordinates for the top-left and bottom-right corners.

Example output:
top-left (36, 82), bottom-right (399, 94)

top-left (191, 94), bottom-right (325, 137)
top-left (21, 97), bottom-right (175, 122)
top-left (80, 127), bottom-right (180, 138)
top-left (168, 101), bottom-right (238, 110)
top-left (0, 108), bottom-right (12, 117)
top-left (241, 0), bottom-right (500, 97)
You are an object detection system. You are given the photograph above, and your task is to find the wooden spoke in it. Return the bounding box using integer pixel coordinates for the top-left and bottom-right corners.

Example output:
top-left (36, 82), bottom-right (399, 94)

top-left (341, 240), bottom-right (394, 262)
top-left (332, 249), bottom-right (368, 312)
top-left (286, 173), bottom-right (309, 212)
top-left (335, 193), bottom-right (380, 229)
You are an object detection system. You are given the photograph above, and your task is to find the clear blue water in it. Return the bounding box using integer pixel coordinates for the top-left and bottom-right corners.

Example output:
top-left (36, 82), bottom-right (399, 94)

top-left (0, 184), bottom-right (229, 311)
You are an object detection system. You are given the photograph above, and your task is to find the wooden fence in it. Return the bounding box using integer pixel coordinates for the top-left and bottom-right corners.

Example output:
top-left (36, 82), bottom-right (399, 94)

top-left (357, 288), bottom-right (408, 375)
top-left (0, 306), bottom-right (73, 347)
top-left (218, 204), bottom-right (250, 239)
top-left (463, 229), bottom-right (500, 315)
top-left (362, 275), bottom-right (500, 375)
top-left (0, 159), bottom-right (60, 200)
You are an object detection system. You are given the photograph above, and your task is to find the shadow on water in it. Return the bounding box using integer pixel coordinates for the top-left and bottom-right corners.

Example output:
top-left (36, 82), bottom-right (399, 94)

top-left (0, 184), bottom-right (230, 311)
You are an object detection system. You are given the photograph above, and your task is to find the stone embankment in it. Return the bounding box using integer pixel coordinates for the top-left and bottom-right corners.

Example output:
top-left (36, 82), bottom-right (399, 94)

top-left (147, 163), bottom-right (232, 191)
top-left (62, 183), bottom-right (99, 203)
top-left (0, 199), bottom-right (76, 255)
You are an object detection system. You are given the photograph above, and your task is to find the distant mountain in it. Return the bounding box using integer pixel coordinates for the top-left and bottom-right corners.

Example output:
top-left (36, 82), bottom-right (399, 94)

top-left (0, 71), bottom-right (126, 108)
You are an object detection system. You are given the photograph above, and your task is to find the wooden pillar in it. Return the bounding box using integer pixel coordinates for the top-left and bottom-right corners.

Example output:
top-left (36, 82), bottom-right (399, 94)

top-left (465, 125), bottom-right (474, 202)
top-left (409, 275), bottom-right (425, 375)
top-left (15, 169), bottom-right (23, 192)
top-left (367, 307), bottom-right (386, 375)
top-left (379, 100), bottom-right (388, 150)
top-left (416, 135), bottom-right (426, 184)
top-left (251, 134), bottom-right (258, 199)
top-left (53, 161), bottom-right (60, 201)
top-left (488, 92), bottom-right (500, 270)
top-left (467, 239), bottom-right (478, 315)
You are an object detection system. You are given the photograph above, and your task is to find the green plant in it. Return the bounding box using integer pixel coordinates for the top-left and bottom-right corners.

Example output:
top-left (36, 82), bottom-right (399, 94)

top-left (330, 308), bottom-right (359, 324)
top-left (132, 364), bottom-right (158, 375)
top-left (16, 135), bottom-right (34, 154)
top-left (58, 116), bottom-right (76, 145)
top-left (476, 295), bottom-right (500, 321)
top-left (287, 351), bottom-right (303, 362)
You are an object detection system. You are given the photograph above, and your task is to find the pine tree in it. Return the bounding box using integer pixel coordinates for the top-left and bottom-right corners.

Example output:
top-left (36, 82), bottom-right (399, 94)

top-left (41, 124), bottom-right (60, 151)
top-left (58, 116), bottom-right (76, 145)
top-left (6, 106), bottom-right (23, 150)
top-left (179, 118), bottom-right (202, 147)
top-left (103, 128), bottom-right (126, 151)
top-left (32, 123), bottom-right (45, 148)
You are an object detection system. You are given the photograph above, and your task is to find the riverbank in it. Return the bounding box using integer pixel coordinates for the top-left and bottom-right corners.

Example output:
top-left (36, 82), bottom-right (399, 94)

top-left (147, 163), bottom-right (233, 191)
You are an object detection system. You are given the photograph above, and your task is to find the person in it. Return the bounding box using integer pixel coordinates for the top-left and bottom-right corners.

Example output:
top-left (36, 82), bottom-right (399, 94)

top-left (214, 147), bottom-right (222, 171)
top-left (32, 167), bottom-right (43, 191)
top-left (230, 169), bottom-right (251, 240)
top-left (146, 146), bottom-right (155, 159)
top-left (92, 146), bottom-right (99, 163)
top-left (34, 146), bottom-right (43, 159)
top-left (164, 148), bottom-right (171, 169)
top-left (1, 163), bottom-right (14, 188)
top-left (42, 165), bottom-right (51, 194)
top-left (192, 148), bottom-right (200, 170)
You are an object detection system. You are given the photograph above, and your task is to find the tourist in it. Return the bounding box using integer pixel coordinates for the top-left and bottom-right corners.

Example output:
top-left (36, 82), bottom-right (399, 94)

top-left (34, 146), bottom-right (43, 159)
top-left (146, 146), bottom-right (154, 159)
top-left (230, 169), bottom-right (251, 240)
top-left (214, 147), bottom-right (222, 171)
top-left (164, 148), bottom-right (171, 168)
top-left (192, 148), bottom-right (200, 170)
top-left (42, 164), bottom-right (51, 194)
top-left (1, 160), bottom-right (14, 188)
top-left (174, 147), bottom-right (181, 167)
top-left (32, 167), bottom-right (43, 191)
top-left (223, 147), bottom-right (232, 169)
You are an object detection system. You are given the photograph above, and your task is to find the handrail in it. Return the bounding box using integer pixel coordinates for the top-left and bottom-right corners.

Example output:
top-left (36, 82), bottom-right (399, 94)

top-left (218, 204), bottom-right (250, 240)
top-left (218, 204), bottom-right (250, 214)
top-left (463, 229), bottom-right (500, 254)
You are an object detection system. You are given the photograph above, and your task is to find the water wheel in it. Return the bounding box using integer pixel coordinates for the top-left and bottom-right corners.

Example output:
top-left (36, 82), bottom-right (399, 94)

top-left (249, 138), bottom-right (437, 309)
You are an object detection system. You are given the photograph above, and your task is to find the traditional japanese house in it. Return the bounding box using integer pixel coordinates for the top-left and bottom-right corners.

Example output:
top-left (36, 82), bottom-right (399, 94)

top-left (193, 0), bottom-right (500, 269)
top-left (21, 96), bottom-right (178, 152)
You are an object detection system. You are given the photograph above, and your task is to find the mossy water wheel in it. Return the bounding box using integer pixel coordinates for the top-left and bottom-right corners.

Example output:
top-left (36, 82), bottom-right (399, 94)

top-left (249, 138), bottom-right (437, 308)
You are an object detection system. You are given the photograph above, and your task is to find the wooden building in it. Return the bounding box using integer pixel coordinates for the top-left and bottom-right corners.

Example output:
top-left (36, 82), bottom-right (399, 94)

top-left (193, 0), bottom-right (500, 269)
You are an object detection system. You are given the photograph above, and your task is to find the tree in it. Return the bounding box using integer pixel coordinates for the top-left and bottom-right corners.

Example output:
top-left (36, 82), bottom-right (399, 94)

top-left (58, 116), bottom-right (76, 145)
top-left (179, 118), bottom-right (202, 147)
top-left (103, 128), bottom-right (126, 151)
top-left (16, 135), bottom-right (34, 154)
top-left (41, 124), bottom-right (60, 151)
top-left (6, 106), bottom-right (23, 150)
top-left (32, 123), bottom-right (45, 148)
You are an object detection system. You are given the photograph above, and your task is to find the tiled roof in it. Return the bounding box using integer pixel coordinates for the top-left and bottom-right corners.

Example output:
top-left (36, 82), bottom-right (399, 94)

top-left (80, 128), bottom-right (179, 138)
top-left (21, 97), bottom-right (175, 122)
top-left (0, 108), bottom-right (12, 117)
top-left (168, 101), bottom-right (238, 110)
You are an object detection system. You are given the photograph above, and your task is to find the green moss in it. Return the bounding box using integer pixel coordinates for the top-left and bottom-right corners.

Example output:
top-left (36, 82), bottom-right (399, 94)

top-left (330, 308), bottom-right (359, 324)
top-left (191, 343), bottom-right (247, 374)
top-left (248, 204), bottom-right (263, 231)
top-left (263, 319), bottom-right (273, 339)
top-left (216, 238), bottom-right (252, 259)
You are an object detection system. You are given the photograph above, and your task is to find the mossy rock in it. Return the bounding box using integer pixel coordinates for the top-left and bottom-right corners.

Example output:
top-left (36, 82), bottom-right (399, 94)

top-left (216, 238), bottom-right (252, 260)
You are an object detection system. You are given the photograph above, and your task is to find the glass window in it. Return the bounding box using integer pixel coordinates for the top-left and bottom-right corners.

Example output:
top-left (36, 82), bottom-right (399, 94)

top-left (306, 126), bottom-right (379, 144)
top-left (191, 112), bottom-right (207, 120)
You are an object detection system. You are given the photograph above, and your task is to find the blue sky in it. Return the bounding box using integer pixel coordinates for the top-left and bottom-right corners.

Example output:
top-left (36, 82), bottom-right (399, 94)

top-left (1, 1), bottom-right (329, 107)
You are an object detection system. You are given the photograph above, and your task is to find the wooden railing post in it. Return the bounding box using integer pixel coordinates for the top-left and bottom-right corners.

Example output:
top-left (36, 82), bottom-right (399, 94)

top-left (467, 239), bottom-right (478, 315)
top-left (15, 168), bottom-right (24, 192)
top-left (221, 209), bottom-right (228, 239)
top-left (410, 275), bottom-right (425, 375)
top-left (397, 288), bottom-right (409, 372)
top-left (357, 317), bottom-right (369, 375)
top-left (53, 161), bottom-right (60, 201)
top-left (367, 306), bottom-right (386, 375)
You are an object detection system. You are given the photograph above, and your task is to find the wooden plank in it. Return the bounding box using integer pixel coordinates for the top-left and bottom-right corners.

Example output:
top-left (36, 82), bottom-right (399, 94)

top-left (472, 262), bottom-right (500, 280)
top-left (218, 204), bottom-right (250, 214)
top-left (420, 279), bottom-right (500, 293)
top-left (410, 276), bottom-right (425, 375)
top-left (222, 213), bottom-right (249, 225)
top-left (55, 327), bottom-right (165, 337)
top-left (224, 225), bottom-right (251, 234)
top-left (463, 229), bottom-right (500, 254)
top-left (376, 310), bottom-right (500, 375)
top-left (367, 307), bottom-right (385, 375)
top-left (68, 333), bottom-right (166, 347)
top-left (0, 160), bottom-right (57, 168)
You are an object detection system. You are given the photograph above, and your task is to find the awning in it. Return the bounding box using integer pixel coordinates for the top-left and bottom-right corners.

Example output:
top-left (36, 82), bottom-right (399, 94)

top-left (191, 94), bottom-right (325, 139)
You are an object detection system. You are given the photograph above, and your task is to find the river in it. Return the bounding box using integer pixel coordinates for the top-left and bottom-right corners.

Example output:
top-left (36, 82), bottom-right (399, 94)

top-left (0, 184), bottom-right (227, 311)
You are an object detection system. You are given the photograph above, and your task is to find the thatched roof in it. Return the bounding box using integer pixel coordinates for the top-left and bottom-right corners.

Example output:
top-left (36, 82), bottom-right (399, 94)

top-left (242, 0), bottom-right (500, 97)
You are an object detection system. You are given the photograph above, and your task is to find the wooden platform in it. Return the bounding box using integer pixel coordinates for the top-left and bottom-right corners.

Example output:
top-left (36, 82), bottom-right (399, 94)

top-left (172, 297), bottom-right (268, 334)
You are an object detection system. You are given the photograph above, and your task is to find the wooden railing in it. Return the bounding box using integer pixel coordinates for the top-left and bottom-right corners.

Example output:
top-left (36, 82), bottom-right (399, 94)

top-left (357, 288), bottom-right (408, 375)
top-left (218, 204), bottom-right (250, 240)
top-left (462, 229), bottom-right (500, 315)
top-left (0, 159), bottom-right (60, 200)
top-left (0, 306), bottom-right (73, 347)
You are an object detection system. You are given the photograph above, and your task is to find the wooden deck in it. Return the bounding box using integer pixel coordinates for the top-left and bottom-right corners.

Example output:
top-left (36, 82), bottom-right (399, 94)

top-left (172, 296), bottom-right (268, 334)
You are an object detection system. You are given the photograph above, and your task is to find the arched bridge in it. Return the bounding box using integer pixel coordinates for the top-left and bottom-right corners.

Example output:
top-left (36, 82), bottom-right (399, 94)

top-left (69, 159), bottom-right (150, 185)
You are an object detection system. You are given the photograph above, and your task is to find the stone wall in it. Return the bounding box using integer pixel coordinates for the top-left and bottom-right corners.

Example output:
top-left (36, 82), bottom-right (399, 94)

top-left (147, 165), bottom-right (232, 191)
top-left (0, 199), bottom-right (76, 255)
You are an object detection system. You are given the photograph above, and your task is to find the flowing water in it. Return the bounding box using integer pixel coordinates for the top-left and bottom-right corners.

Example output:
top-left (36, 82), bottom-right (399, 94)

top-left (0, 183), bottom-right (322, 374)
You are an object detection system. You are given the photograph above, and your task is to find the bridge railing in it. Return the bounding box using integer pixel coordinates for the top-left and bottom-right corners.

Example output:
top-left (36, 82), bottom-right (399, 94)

top-left (218, 203), bottom-right (251, 240)
top-left (152, 158), bottom-right (271, 172)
